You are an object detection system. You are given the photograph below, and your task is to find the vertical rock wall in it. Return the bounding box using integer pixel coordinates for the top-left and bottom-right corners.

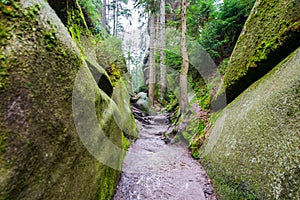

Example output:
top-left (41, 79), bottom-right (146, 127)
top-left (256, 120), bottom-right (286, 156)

top-left (0, 0), bottom-right (136, 199)
top-left (203, 0), bottom-right (300, 199)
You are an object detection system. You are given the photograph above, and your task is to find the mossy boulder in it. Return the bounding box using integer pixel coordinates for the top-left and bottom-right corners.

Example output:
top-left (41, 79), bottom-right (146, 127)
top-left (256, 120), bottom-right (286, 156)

top-left (0, 0), bottom-right (135, 199)
top-left (213, 0), bottom-right (300, 108)
top-left (202, 47), bottom-right (300, 199)
top-left (112, 79), bottom-right (138, 140)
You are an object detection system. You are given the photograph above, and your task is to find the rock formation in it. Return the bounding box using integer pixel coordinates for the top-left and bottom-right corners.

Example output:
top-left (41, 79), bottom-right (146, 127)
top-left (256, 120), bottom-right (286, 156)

top-left (0, 0), bottom-right (136, 199)
top-left (213, 0), bottom-right (300, 109)
top-left (203, 0), bottom-right (300, 199)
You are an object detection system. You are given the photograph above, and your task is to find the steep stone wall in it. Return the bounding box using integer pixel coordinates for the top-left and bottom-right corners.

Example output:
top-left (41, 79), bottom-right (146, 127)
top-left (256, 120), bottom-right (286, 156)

top-left (213, 0), bottom-right (300, 108)
top-left (203, 47), bottom-right (300, 199)
top-left (0, 0), bottom-right (136, 199)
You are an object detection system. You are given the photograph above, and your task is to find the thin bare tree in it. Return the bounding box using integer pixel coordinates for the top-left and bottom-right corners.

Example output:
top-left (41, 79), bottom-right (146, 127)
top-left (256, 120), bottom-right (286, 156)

top-left (148, 13), bottom-right (156, 105)
top-left (102, 0), bottom-right (107, 29)
top-left (180, 0), bottom-right (189, 113)
top-left (160, 0), bottom-right (167, 99)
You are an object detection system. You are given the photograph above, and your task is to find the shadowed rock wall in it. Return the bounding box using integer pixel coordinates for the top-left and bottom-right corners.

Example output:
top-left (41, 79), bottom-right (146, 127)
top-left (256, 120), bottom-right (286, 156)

top-left (0, 0), bottom-right (136, 199)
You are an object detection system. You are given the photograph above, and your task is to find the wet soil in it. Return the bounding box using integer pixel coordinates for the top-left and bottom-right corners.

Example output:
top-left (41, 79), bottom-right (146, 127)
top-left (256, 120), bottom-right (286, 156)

top-left (113, 109), bottom-right (216, 200)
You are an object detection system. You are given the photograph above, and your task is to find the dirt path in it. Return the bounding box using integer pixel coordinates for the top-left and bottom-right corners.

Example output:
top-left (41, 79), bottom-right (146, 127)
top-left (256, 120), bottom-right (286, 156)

top-left (113, 110), bottom-right (216, 200)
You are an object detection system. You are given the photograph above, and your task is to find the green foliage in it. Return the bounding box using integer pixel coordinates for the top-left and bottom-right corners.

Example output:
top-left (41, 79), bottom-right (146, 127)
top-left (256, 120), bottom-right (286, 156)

top-left (97, 36), bottom-right (125, 68)
top-left (79, 0), bottom-right (110, 37)
top-left (163, 0), bottom-right (255, 113)
top-left (134, 0), bottom-right (160, 13)
top-left (80, 0), bottom-right (102, 23)
top-left (0, 0), bottom-right (10, 4)
top-left (187, 0), bottom-right (215, 38)
top-left (167, 0), bottom-right (253, 63)
top-left (164, 50), bottom-right (181, 70)
top-left (164, 0), bottom-right (255, 63)
top-left (197, 0), bottom-right (256, 63)
top-left (193, 81), bottom-right (211, 110)
top-left (166, 92), bottom-right (179, 112)
top-left (164, 27), bottom-right (181, 72)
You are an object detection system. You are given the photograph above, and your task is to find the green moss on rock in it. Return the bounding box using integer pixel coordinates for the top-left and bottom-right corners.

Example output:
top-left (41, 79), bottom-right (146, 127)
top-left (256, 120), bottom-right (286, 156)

top-left (214, 0), bottom-right (300, 106)
top-left (0, 1), bottom-right (20, 93)
top-left (98, 167), bottom-right (120, 200)
top-left (112, 79), bottom-right (138, 140)
top-left (202, 47), bottom-right (300, 199)
top-left (0, 0), bottom-right (136, 199)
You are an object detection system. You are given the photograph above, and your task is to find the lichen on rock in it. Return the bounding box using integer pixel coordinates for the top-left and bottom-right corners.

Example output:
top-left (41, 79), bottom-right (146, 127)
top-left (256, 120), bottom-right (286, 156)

top-left (202, 47), bottom-right (300, 199)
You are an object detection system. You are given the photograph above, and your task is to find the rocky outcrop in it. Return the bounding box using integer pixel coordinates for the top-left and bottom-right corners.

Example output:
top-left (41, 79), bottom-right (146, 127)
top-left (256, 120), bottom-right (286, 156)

top-left (0, 0), bottom-right (136, 199)
top-left (203, 46), bottom-right (300, 199)
top-left (201, 0), bottom-right (300, 199)
top-left (213, 0), bottom-right (300, 108)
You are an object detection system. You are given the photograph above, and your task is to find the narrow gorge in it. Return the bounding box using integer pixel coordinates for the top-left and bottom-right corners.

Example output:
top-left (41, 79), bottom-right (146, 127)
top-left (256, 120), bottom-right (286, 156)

top-left (0, 0), bottom-right (299, 199)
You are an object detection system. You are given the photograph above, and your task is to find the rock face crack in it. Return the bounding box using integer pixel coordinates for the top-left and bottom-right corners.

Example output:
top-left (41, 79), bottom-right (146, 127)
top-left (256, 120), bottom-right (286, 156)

top-left (114, 108), bottom-right (216, 200)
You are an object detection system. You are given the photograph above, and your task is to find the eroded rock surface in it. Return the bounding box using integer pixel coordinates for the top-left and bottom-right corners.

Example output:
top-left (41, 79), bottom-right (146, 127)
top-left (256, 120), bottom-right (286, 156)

top-left (203, 47), bottom-right (300, 199)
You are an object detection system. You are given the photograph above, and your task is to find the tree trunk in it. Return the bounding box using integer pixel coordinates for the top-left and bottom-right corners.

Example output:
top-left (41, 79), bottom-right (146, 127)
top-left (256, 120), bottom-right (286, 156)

top-left (135, 62), bottom-right (138, 90)
top-left (180, 0), bottom-right (189, 113)
top-left (102, 0), bottom-right (107, 29)
top-left (113, 1), bottom-right (115, 35)
top-left (112, 0), bottom-right (117, 36)
top-left (148, 13), bottom-right (156, 105)
top-left (107, 0), bottom-right (110, 33)
top-left (155, 13), bottom-right (160, 91)
top-left (160, 0), bottom-right (167, 98)
top-left (115, 0), bottom-right (119, 36)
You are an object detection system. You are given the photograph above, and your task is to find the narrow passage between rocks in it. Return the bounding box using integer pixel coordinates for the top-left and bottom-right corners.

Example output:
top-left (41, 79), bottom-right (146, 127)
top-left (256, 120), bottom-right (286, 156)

top-left (113, 106), bottom-right (216, 200)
